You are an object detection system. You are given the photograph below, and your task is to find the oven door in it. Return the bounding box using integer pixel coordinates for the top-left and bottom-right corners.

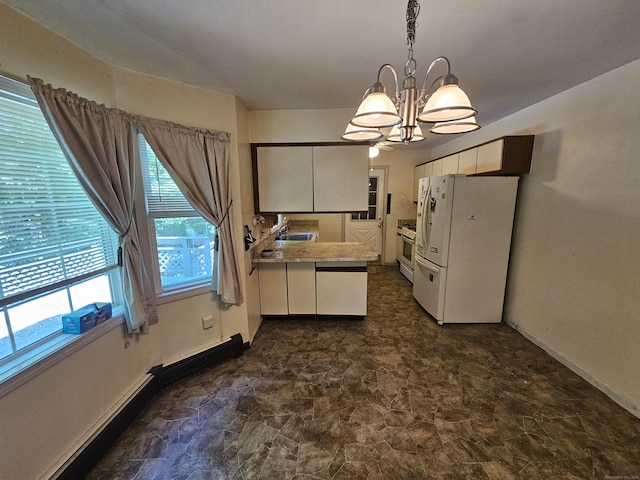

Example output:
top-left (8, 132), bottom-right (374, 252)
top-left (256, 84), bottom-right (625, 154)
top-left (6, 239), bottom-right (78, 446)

top-left (398, 234), bottom-right (415, 283)
top-left (400, 235), bottom-right (414, 270)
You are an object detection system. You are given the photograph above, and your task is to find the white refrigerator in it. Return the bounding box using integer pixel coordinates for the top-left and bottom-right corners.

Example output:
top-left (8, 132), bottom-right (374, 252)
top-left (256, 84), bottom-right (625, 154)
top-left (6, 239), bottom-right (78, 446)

top-left (413, 174), bottom-right (519, 325)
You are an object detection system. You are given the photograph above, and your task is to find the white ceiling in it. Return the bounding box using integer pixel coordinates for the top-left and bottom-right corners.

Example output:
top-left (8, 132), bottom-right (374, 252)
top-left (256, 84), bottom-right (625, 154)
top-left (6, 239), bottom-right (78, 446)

top-left (4, 0), bottom-right (640, 148)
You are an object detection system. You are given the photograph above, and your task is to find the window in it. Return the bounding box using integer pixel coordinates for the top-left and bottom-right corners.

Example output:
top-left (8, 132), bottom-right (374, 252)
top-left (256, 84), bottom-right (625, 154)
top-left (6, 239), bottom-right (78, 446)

top-left (351, 176), bottom-right (378, 220)
top-left (138, 134), bottom-right (216, 292)
top-left (0, 76), bottom-right (120, 363)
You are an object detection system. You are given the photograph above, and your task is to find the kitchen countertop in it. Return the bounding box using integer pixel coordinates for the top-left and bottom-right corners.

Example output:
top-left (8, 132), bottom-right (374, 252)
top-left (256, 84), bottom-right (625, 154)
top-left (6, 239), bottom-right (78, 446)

top-left (253, 241), bottom-right (378, 263)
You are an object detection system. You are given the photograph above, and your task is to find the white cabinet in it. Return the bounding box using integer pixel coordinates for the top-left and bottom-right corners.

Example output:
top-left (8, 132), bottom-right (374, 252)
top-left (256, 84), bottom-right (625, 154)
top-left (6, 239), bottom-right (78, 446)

top-left (476, 139), bottom-right (504, 174)
top-left (316, 262), bottom-right (368, 316)
top-left (257, 146), bottom-right (313, 212)
top-left (313, 146), bottom-right (368, 212)
top-left (441, 153), bottom-right (459, 175)
top-left (431, 158), bottom-right (443, 176)
top-left (259, 262), bottom-right (316, 315)
top-left (286, 262), bottom-right (316, 314)
top-left (259, 261), bottom-right (368, 316)
top-left (254, 144), bottom-right (368, 213)
top-left (258, 263), bottom-right (288, 315)
top-left (458, 148), bottom-right (478, 175)
top-left (423, 162), bottom-right (433, 178)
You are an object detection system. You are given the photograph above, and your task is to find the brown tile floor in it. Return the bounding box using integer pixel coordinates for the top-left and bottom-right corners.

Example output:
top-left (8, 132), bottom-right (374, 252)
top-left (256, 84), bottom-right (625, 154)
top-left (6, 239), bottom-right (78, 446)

top-left (87, 266), bottom-right (640, 479)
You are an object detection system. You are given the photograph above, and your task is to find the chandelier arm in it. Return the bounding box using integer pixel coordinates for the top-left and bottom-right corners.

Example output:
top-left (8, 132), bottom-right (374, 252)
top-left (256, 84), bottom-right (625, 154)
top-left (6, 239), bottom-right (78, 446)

top-left (376, 63), bottom-right (400, 104)
top-left (419, 56), bottom-right (451, 94)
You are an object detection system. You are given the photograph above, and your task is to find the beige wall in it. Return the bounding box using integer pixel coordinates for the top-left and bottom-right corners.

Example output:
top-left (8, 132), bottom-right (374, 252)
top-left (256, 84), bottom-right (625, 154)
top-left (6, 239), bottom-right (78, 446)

top-left (0, 4), bottom-right (253, 478)
top-left (431, 60), bottom-right (640, 416)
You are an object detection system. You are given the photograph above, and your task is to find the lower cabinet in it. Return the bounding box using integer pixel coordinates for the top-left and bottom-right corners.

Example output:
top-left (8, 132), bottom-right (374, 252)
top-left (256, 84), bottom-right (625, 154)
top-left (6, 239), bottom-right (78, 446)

top-left (258, 263), bottom-right (289, 315)
top-left (258, 261), bottom-right (368, 316)
top-left (316, 261), bottom-right (368, 316)
top-left (287, 262), bottom-right (316, 314)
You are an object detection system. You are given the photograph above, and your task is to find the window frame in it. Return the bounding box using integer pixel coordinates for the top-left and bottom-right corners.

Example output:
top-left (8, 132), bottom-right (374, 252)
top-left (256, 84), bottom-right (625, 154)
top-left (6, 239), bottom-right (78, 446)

top-left (0, 74), bottom-right (123, 393)
top-left (136, 132), bottom-right (216, 299)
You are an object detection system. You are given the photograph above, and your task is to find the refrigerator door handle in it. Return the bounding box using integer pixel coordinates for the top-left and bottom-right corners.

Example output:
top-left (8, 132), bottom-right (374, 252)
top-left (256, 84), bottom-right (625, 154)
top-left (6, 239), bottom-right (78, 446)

top-left (415, 255), bottom-right (439, 273)
top-left (420, 183), bottom-right (431, 251)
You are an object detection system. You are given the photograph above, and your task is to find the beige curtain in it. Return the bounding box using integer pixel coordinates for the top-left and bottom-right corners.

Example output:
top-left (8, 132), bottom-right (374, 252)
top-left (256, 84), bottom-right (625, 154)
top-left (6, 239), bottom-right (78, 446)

top-left (28, 77), bottom-right (158, 333)
top-left (135, 116), bottom-right (243, 305)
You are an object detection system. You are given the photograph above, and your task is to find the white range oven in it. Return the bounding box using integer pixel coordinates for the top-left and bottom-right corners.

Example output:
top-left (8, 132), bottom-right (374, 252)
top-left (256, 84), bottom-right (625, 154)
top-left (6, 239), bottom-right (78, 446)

top-left (396, 224), bottom-right (416, 283)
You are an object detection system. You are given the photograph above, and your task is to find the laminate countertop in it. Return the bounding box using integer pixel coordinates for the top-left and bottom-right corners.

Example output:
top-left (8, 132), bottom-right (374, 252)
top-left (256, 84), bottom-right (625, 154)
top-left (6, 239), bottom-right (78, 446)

top-left (252, 241), bottom-right (377, 263)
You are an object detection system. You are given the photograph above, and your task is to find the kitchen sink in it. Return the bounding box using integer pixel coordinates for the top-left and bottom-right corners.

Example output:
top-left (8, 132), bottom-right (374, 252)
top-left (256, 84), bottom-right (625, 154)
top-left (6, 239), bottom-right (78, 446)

top-left (275, 233), bottom-right (314, 241)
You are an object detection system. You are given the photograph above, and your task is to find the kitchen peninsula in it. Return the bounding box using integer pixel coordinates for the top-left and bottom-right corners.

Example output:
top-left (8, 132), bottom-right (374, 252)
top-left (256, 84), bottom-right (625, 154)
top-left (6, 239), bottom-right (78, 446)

top-left (253, 238), bottom-right (377, 317)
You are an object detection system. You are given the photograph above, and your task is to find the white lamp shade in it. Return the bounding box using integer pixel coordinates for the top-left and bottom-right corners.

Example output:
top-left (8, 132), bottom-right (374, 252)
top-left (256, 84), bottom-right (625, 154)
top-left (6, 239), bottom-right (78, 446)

top-left (418, 84), bottom-right (477, 123)
top-left (341, 123), bottom-right (384, 141)
top-left (386, 123), bottom-right (425, 143)
top-left (368, 146), bottom-right (380, 158)
top-left (430, 116), bottom-right (480, 134)
top-left (351, 92), bottom-right (402, 128)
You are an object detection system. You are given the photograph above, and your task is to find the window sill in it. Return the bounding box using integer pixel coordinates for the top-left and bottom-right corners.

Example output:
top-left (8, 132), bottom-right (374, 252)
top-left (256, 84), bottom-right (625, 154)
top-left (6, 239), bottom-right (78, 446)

top-left (156, 282), bottom-right (212, 305)
top-left (0, 311), bottom-right (125, 400)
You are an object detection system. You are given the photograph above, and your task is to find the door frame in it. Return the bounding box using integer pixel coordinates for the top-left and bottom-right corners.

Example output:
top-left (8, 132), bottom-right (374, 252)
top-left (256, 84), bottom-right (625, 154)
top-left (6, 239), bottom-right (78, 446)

top-left (343, 165), bottom-right (389, 264)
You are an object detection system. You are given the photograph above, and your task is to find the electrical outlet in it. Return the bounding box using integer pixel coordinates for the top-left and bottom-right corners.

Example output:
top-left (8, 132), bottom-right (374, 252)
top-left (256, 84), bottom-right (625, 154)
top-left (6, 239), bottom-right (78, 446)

top-left (202, 315), bottom-right (213, 330)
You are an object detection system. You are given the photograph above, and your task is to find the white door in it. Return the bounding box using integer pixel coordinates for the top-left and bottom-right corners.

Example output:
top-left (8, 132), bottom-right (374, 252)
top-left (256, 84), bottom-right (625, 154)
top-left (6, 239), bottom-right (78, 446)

top-left (423, 175), bottom-right (454, 267)
top-left (344, 167), bottom-right (386, 259)
top-left (413, 255), bottom-right (447, 324)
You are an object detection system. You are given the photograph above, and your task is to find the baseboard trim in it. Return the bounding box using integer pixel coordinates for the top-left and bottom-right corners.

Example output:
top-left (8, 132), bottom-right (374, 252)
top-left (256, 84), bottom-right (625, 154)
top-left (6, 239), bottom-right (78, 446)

top-left (56, 333), bottom-right (245, 479)
top-left (152, 333), bottom-right (244, 389)
top-left (505, 319), bottom-right (640, 419)
top-left (55, 375), bottom-right (159, 480)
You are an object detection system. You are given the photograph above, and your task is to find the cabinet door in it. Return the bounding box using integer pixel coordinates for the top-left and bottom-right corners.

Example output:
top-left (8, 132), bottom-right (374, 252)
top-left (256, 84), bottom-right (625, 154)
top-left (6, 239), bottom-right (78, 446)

top-left (431, 159), bottom-right (443, 176)
top-left (258, 263), bottom-right (288, 315)
top-left (287, 262), bottom-right (316, 314)
top-left (313, 146), bottom-right (368, 212)
top-left (423, 162), bottom-right (433, 177)
top-left (441, 154), bottom-right (459, 175)
top-left (476, 139), bottom-right (504, 174)
top-left (257, 146), bottom-right (313, 212)
top-left (458, 148), bottom-right (478, 175)
top-left (316, 262), bottom-right (368, 316)
top-left (413, 164), bottom-right (426, 202)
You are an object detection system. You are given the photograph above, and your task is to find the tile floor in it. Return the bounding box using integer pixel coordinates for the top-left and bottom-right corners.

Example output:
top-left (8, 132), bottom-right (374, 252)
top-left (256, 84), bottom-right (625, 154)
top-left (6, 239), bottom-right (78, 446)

top-left (87, 266), bottom-right (640, 479)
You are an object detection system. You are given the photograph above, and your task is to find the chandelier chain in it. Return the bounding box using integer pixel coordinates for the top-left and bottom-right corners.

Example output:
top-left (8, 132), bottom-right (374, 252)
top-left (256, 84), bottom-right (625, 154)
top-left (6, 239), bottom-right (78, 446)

top-left (405, 0), bottom-right (420, 77)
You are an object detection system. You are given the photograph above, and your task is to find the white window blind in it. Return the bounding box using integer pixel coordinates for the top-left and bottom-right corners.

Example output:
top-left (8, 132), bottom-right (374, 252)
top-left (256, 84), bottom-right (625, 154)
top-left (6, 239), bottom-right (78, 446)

top-left (139, 136), bottom-right (194, 215)
top-left (0, 76), bottom-right (118, 307)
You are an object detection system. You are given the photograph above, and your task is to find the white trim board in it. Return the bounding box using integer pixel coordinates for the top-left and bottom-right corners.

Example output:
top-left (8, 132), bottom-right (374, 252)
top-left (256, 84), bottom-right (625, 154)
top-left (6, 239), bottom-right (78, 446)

top-left (505, 319), bottom-right (640, 420)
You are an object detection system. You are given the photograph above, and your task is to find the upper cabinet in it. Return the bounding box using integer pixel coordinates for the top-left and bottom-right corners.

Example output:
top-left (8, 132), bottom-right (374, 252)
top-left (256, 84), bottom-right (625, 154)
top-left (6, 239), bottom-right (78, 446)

top-left (474, 136), bottom-right (534, 175)
top-left (458, 148), bottom-right (478, 175)
top-left (412, 135), bottom-right (534, 196)
top-left (256, 146), bottom-right (313, 212)
top-left (313, 146), bottom-right (368, 212)
top-left (253, 143), bottom-right (368, 213)
top-left (441, 153), bottom-right (459, 175)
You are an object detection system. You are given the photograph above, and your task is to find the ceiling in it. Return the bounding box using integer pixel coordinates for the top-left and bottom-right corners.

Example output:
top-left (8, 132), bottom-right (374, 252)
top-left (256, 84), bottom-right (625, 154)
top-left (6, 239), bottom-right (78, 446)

top-left (4, 0), bottom-right (640, 148)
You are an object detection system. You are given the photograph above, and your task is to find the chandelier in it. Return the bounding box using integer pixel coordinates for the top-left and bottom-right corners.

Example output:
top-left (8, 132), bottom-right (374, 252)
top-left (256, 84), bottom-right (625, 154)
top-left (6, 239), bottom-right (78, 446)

top-left (342, 0), bottom-right (479, 144)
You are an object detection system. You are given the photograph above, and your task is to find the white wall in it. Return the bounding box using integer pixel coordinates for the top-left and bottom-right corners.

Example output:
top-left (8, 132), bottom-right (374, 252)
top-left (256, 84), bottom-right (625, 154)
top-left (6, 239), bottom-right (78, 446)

top-left (0, 5), bottom-right (253, 478)
top-left (431, 60), bottom-right (640, 416)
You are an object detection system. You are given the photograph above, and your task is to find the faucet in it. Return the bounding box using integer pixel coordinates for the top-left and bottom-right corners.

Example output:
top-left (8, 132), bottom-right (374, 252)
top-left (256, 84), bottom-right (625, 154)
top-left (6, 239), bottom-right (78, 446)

top-left (280, 217), bottom-right (289, 234)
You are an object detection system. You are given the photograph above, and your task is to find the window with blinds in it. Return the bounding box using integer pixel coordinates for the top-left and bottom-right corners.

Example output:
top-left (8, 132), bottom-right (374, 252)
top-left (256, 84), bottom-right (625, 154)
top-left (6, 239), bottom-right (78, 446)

top-left (138, 134), bottom-right (215, 291)
top-left (0, 76), bottom-right (119, 361)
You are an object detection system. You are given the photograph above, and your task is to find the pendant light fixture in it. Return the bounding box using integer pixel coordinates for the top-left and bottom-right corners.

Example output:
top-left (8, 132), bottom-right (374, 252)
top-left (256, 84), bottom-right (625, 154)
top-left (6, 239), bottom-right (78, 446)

top-left (343, 0), bottom-right (479, 144)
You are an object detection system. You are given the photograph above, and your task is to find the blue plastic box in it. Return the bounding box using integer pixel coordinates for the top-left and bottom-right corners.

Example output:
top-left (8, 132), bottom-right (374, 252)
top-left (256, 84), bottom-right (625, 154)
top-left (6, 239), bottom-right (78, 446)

top-left (61, 302), bottom-right (112, 334)
top-left (62, 305), bottom-right (97, 334)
